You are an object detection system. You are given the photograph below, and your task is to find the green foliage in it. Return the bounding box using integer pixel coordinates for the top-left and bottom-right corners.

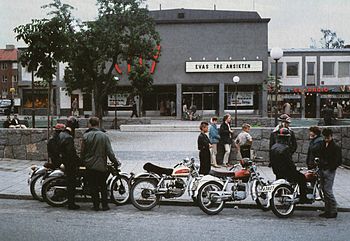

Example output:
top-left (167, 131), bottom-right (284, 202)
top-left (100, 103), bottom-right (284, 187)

top-left (320, 29), bottom-right (344, 49)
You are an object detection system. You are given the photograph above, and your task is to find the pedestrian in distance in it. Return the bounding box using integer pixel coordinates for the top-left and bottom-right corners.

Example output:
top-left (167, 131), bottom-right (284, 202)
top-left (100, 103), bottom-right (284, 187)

top-left (322, 103), bottom-right (335, 126)
top-left (318, 128), bottom-right (342, 218)
top-left (219, 114), bottom-right (234, 166)
top-left (57, 116), bottom-right (81, 210)
top-left (71, 98), bottom-right (79, 117)
top-left (283, 101), bottom-right (291, 115)
top-left (3, 116), bottom-right (11, 128)
top-left (235, 123), bottom-right (253, 159)
top-left (130, 100), bottom-right (138, 118)
top-left (269, 114), bottom-right (297, 166)
top-left (81, 117), bottom-right (121, 211)
top-left (197, 121), bottom-right (212, 175)
top-left (306, 126), bottom-right (323, 170)
top-left (270, 127), bottom-right (309, 204)
top-left (209, 117), bottom-right (220, 168)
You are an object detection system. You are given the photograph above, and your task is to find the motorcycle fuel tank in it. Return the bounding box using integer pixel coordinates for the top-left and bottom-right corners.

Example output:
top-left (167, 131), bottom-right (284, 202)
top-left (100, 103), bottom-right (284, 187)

top-left (304, 171), bottom-right (317, 182)
top-left (234, 169), bottom-right (250, 182)
top-left (172, 166), bottom-right (191, 177)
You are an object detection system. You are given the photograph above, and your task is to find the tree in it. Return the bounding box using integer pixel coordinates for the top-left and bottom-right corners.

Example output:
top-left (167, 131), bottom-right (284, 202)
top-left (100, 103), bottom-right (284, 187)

top-left (310, 28), bottom-right (345, 49)
top-left (64, 0), bottom-right (160, 118)
top-left (14, 0), bottom-right (74, 130)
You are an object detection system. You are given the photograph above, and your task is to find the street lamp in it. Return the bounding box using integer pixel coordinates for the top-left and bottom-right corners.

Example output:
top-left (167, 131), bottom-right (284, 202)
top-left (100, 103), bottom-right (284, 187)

top-left (270, 47), bottom-right (283, 126)
top-left (113, 76), bottom-right (119, 129)
top-left (233, 75), bottom-right (240, 127)
top-left (9, 87), bottom-right (16, 114)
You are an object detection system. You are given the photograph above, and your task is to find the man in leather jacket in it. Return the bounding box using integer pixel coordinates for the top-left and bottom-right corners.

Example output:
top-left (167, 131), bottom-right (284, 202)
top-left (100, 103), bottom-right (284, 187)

top-left (270, 128), bottom-right (308, 203)
top-left (306, 126), bottom-right (323, 169)
top-left (58, 116), bottom-right (81, 210)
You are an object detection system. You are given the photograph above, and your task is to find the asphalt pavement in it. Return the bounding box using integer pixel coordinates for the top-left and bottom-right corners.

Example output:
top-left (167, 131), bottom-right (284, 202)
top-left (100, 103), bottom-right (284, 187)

top-left (1, 130), bottom-right (350, 211)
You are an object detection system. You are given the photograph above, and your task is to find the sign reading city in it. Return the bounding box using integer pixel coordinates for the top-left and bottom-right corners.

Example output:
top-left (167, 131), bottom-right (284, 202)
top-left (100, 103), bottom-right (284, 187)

top-left (185, 61), bottom-right (263, 73)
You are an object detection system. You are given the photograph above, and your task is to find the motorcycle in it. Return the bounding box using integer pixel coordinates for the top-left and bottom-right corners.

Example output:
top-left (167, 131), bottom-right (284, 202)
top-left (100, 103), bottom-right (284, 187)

top-left (265, 158), bottom-right (324, 218)
top-left (196, 157), bottom-right (270, 215)
top-left (41, 164), bottom-right (130, 207)
top-left (129, 158), bottom-right (200, 211)
top-left (27, 164), bottom-right (54, 201)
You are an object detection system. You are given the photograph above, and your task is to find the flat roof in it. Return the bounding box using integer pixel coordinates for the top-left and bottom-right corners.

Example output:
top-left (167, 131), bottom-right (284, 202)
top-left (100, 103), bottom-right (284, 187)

top-left (150, 9), bottom-right (270, 24)
top-left (268, 48), bottom-right (350, 53)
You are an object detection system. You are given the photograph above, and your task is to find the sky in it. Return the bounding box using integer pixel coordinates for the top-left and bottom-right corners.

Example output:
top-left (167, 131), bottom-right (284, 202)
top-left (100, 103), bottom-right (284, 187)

top-left (0, 0), bottom-right (349, 49)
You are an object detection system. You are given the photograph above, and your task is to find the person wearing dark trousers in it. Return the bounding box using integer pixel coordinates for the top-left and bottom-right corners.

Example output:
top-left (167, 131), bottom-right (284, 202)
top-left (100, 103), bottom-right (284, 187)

top-left (130, 101), bottom-right (138, 118)
top-left (270, 127), bottom-right (309, 204)
top-left (322, 104), bottom-right (335, 126)
top-left (82, 117), bottom-right (121, 211)
top-left (306, 126), bottom-right (323, 169)
top-left (318, 128), bottom-right (342, 218)
top-left (58, 116), bottom-right (81, 210)
top-left (198, 121), bottom-right (212, 175)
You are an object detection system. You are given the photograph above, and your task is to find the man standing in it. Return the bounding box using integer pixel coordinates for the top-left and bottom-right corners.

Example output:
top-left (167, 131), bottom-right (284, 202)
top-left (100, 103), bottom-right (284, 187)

top-left (58, 116), bottom-right (81, 210)
top-left (219, 114), bottom-right (233, 166)
top-left (270, 128), bottom-right (308, 204)
top-left (209, 117), bottom-right (220, 167)
top-left (71, 98), bottom-right (78, 116)
top-left (318, 128), bottom-right (342, 218)
top-left (130, 100), bottom-right (138, 118)
top-left (197, 121), bottom-right (212, 175)
top-left (306, 126), bottom-right (323, 169)
top-left (235, 123), bottom-right (253, 159)
top-left (81, 117), bottom-right (121, 211)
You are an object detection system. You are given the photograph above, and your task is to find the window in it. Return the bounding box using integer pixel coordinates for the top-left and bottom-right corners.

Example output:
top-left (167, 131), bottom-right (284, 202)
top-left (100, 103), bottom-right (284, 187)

top-left (12, 75), bottom-right (17, 82)
top-left (2, 76), bottom-right (7, 82)
top-left (323, 62), bottom-right (335, 76)
top-left (338, 62), bottom-right (350, 77)
top-left (270, 62), bottom-right (283, 76)
top-left (12, 63), bottom-right (18, 69)
top-left (307, 62), bottom-right (315, 75)
top-left (2, 88), bottom-right (8, 95)
top-left (286, 62), bottom-right (299, 76)
top-left (1, 63), bottom-right (7, 70)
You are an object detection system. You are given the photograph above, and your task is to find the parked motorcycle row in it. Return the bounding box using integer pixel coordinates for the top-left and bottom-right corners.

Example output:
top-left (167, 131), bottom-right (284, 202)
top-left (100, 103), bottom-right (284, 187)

top-left (28, 157), bottom-right (323, 218)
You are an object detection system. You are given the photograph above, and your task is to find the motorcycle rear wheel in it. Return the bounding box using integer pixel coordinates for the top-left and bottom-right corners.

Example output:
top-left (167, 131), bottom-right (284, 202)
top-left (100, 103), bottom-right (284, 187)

top-left (110, 175), bottom-right (130, 205)
top-left (255, 181), bottom-right (269, 211)
top-left (270, 184), bottom-right (295, 218)
top-left (42, 177), bottom-right (68, 207)
top-left (30, 173), bottom-right (45, 202)
top-left (130, 178), bottom-right (159, 211)
top-left (197, 181), bottom-right (224, 215)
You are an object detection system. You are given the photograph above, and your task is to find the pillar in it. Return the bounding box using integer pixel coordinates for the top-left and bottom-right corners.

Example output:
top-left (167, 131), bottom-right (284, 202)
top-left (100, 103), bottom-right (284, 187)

top-left (176, 83), bottom-right (182, 119)
top-left (219, 83), bottom-right (225, 117)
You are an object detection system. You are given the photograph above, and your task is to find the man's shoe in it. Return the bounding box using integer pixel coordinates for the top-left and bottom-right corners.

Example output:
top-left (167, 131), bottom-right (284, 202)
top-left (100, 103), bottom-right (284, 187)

top-left (68, 204), bottom-right (80, 210)
top-left (102, 206), bottom-right (110, 211)
top-left (325, 213), bottom-right (337, 219)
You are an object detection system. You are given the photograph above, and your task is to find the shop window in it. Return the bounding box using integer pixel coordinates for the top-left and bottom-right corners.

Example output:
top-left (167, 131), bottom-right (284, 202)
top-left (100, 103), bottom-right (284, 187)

top-left (307, 62), bottom-right (315, 75)
top-left (270, 62), bottom-right (283, 77)
top-left (323, 62), bottom-right (335, 76)
top-left (338, 62), bottom-right (350, 77)
top-left (23, 89), bottom-right (49, 108)
top-left (286, 62), bottom-right (299, 76)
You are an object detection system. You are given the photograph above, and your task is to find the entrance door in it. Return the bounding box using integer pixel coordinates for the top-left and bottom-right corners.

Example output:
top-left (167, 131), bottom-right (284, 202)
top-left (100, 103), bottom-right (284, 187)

top-left (305, 94), bottom-right (316, 118)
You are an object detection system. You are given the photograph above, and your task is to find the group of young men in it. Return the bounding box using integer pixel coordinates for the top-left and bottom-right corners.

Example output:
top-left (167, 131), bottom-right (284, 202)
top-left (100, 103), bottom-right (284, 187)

top-left (198, 113), bottom-right (342, 219)
top-left (48, 116), bottom-right (120, 211)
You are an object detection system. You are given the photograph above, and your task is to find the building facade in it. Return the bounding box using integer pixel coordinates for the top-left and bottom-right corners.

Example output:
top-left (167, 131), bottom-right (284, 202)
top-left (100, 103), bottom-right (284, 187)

top-left (269, 48), bottom-right (350, 119)
top-left (0, 45), bottom-right (18, 100)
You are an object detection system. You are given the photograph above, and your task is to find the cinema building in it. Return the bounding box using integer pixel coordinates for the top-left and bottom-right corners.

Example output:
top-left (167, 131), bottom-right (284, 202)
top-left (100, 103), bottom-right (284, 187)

top-left (16, 9), bottom-right (350, 119)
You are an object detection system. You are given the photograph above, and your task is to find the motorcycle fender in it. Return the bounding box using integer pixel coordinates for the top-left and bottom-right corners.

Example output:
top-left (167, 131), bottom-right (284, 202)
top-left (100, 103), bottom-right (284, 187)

top-left (192, 175), bottom-right (223, 198)
top-left (48, 169), bottom-right (65, 177)
top-left (108, 173), bottom-right (131, 190)
top-left (251, 179), bottom-right (258, 201)
top-left (266, 179), bottom-right (291, 206)
top-left (132, 172), bottom-right (160, 181)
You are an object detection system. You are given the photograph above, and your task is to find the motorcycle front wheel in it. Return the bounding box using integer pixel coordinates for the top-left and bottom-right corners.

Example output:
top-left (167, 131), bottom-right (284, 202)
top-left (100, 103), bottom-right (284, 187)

top-left (130, 178), bottom-right (159, 211)
top-left (270, 184), bottom-right (295, 218)
top-left (41, 177), bottom-right (68, 207)
top-left (110, 175), bottom-right (130, 205)
top-left (30, 173), bottom-right (45, 202)
top-left (255, 180), bottom-right (269, 211)
top-left (197, 181), bottom-right (224, 215)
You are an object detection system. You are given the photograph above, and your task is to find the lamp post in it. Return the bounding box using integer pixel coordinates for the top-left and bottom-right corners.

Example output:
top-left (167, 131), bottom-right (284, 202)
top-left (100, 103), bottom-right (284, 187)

top-left (113, 76), bottom-right (119, 129)
top-left (9, 87), bottom-right (15, 114)
top-left (233, 76), bottom-right (240, 127)
top-left (270, 47), bottom-right (283, 126)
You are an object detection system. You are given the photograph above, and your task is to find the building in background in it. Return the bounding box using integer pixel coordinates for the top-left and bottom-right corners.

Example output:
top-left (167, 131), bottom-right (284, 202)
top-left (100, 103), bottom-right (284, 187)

top-left (268, 48), bottom-right (350, 119)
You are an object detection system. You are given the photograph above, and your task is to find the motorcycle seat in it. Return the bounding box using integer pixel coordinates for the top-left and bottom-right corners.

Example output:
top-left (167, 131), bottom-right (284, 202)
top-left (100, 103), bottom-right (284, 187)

top-left (209, 169), bottom-right (235, 178)
top-left (143, 162), bottom-right (173, 176)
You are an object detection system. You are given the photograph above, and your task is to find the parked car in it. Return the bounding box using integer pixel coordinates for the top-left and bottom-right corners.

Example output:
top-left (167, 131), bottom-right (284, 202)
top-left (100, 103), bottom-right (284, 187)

top-left (0, 99), bottom-right (11, 115)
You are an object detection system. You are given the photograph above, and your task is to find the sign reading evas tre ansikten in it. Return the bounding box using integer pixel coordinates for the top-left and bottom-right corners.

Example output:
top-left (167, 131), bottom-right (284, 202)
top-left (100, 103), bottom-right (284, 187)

top-left (185, 61), bottom-right (263, 73)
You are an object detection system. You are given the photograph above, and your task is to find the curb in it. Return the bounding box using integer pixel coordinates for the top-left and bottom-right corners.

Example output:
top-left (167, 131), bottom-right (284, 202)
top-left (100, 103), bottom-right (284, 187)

top-left (1, 193), bottom-right (350, 212)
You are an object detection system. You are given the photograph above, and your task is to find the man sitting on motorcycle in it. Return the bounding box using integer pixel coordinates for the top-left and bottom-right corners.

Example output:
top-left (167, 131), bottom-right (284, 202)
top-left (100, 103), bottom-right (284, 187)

top-left (270, 128), bottom-right (309, 204)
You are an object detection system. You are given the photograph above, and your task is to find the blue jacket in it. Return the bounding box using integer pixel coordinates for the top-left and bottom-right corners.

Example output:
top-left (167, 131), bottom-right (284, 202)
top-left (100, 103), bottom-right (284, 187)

top-left (209, 123), bottom-right (220, 144)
